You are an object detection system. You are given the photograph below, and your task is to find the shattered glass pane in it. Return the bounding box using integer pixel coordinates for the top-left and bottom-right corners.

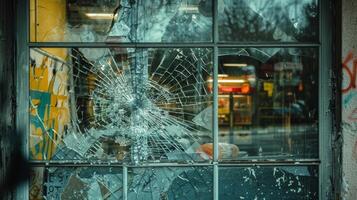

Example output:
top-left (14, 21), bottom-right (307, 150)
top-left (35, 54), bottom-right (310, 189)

top-left (30, 0), bottom-right (212, 42)
top-left (217, 48), bottom-right (319, 160)
top-left (29, 48), bottom-right (213, 162)
top-left (128, 167), bottom-right (213, 200)
top-left (218, 0), bottom-right (319, 42)
top-left (219, 166), bottom-right (318, 199)
top-left (30, 167), bottom-right (123, 200)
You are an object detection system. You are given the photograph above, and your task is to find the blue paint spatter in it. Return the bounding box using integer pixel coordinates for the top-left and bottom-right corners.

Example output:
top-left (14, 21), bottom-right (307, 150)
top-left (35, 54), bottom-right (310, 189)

top-left (29, 90), bottom-right (53, 160)
top-left (343, 92), bottom-right (357, 109)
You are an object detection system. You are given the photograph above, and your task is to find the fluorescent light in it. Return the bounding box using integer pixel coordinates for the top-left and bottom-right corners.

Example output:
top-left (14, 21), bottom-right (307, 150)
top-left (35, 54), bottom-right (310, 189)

top-left (85, 13), bottom-right (114, 20)
top-left (218, 79), bottom-right (245, 83)
top-left (218, 74), bottom-right (229, 78)
top-left (218, 95), bottom-right (246, 98)
top-left (223, 63), bottom-right (248, 67)
top-left (179, 5), bottom-right (199, 12)
top-left (207, 79), bottom-right (245, 83)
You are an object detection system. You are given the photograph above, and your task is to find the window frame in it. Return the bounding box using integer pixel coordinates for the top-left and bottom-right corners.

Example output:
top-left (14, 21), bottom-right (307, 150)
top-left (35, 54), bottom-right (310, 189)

top-left (15, 0), bottom-right (333, 199)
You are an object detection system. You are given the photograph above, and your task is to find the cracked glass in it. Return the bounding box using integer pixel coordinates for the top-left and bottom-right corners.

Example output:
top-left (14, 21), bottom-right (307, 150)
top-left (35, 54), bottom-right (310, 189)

top-left (30, 167), bottom-right (123, 199)
top-left (217, 48), bottom-right (319, 160)
top-left (218, 0), bottom-right (319, 42)
top-left (218, 166), bottom-right (318, 199)
top-left (128, 167), bottom-right (213, 200)
top-left (27, 0), bottom-right (323, 199)
top-left (29, 47), bottom-right (213, 162)
top-left (30, 0), bottom-right (213, 43)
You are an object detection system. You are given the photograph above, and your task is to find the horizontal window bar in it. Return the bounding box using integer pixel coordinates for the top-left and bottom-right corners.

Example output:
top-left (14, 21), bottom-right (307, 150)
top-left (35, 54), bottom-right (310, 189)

top-left (28, 42), bottom-right (321, 48)
top-left (218, 159), bottom-right (320, 166)
top-left (28, 161), bottom-right (212, 167)
top-left (28, 159), bottom-right (320, 167)
top-left (29, 42), bottom-right (214, 48)
top-left (216, 42), bottom-right (321, 48)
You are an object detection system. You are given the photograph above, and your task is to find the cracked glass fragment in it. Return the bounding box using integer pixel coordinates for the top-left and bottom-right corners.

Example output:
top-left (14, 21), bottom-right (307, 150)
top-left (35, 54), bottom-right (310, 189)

top-left (30, 167), bottom-right (123, 200)
top-left (218, 166), bottom-right (318, 199)
top-left (128, 167), bottom-right (213, 200)
top-left (218, 0), bottom-right (318, 42)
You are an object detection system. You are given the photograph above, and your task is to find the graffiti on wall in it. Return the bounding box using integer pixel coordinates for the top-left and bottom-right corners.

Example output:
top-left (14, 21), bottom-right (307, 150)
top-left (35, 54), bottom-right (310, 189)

top-left (342, 51), bottom-right (357, 163)
top-left (342, 51), bottom-right (357, 122)
top-left (29, 49), bottom-right (70, 160)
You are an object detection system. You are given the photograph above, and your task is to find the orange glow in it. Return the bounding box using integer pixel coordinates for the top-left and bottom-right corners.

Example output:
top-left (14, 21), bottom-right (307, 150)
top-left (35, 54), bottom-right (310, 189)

top-left (241, 83), bottom-right (250, 94)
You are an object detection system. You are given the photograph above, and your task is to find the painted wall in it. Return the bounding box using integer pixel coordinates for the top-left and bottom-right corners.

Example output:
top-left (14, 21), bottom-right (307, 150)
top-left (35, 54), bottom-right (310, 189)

top-left (342, 0), bottom-right (357, 199)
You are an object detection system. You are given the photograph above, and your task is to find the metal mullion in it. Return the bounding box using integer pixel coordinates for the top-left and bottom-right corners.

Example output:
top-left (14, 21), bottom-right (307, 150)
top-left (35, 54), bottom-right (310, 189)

top-left (218, 163), bottom-right (320, 167)
top-left (28, 42), bottom-right (215, 48)
top-left (123, 165), bottom-right (128, 200)
top-left (28, 42), bottom-right (321, 49)
top-left (216, 42), bottom-right (321, 48)
top-left (218, 159), bottom-right (320, 166)
top-left (213, 46), bottom-right (219, 200)
top-left (16, 0), bottom-right (30, 199)
top-left (319, 0), bottom-right (333, 199)
top-left (28, 161), bottom-right (213, 167)
top-left (213, 0), bottom-right (219, 200)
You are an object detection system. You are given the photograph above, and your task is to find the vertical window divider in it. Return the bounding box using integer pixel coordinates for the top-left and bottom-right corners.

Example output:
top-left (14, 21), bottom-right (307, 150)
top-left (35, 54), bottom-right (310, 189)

top-left (17, 0), bottom-right (30, 199)
top-left (319, 0), bottom-right (333, 199)
top-left (123, 165), bottom-right (128, 200)
top-left (213, 0), bottom-right (219, 200)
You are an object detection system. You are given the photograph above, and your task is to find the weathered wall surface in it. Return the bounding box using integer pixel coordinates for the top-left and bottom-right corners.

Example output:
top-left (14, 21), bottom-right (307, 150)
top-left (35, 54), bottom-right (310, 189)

top-left (0, 0), bottom-right (16, 199)
top-left (342, 0), bottom-right (357, 199)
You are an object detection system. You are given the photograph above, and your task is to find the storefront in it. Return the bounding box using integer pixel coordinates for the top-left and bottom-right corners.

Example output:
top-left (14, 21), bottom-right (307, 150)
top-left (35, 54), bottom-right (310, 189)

top-left (1, 0), bottom-right (340, 199)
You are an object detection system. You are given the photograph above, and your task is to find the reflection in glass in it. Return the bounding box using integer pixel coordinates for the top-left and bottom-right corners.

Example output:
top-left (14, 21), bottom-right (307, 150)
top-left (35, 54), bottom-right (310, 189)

top-left (29, 48), bottom-right (213, 162)
top-left (128, 167), bottom-right (213, 200)
top-left (30, 167), bottom-right (123, 200)
top-left (218, 0), bottom-right (319, 42)
top-left (217, 48), bottom-right (318, 160)
top-left (219, 166), bottom-right (318, 199)
top-left (30, 0), bottom-right (212, 42)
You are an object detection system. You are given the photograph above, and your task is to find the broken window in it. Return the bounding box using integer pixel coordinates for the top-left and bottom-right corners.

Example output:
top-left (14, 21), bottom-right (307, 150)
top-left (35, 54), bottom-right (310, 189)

top-left (27, 0), bottom-right (326, 199)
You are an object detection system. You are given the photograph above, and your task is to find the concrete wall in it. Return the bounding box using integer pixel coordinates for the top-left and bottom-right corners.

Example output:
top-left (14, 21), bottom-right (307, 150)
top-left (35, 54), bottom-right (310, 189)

top-left (342, 0), bottom-right (357, 199)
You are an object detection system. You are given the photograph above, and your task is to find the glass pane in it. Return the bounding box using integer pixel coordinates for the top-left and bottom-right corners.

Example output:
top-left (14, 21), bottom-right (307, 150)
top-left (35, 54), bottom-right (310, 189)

top-left (219, 166), bottom-right (318, 199)
top-left (30, 167), bottom-right (123, 200)
top-left (128, 167), bottom-right (213, 200)
top-left (29, 48), bottom-right (213, 162)
top-left (30, 0), bottom-right (212, 42)
top-left (216, 48), bottom-right (318, 160)
top-left (218, 0), bottom-right (319, 42)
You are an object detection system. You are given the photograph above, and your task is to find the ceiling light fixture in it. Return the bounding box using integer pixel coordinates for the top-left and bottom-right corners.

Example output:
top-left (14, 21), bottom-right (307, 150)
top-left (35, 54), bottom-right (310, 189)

top-left (207, 79), bottom-right (245, 83)
top-left (218, 74), bottom-right (229, 77)
top-left (223, 63), bottom-right (248, 67)
top-left (179, 5), bottom-right (199, 12)
top-left (85, 13), bottom-right (114, 20)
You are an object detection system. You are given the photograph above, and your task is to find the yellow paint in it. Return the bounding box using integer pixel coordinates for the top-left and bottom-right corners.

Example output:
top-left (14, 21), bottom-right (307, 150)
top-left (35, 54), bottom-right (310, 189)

top-left (30, 57), bottom-right (49, 92)
top-left (263, 82), bottom-right (274, 97)
top-left (30, 0), bottom-right (67, 58)
top-left (30, 50), bottom-right (71, 160)
top-left (29, 0), bottom-right (70, 160)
